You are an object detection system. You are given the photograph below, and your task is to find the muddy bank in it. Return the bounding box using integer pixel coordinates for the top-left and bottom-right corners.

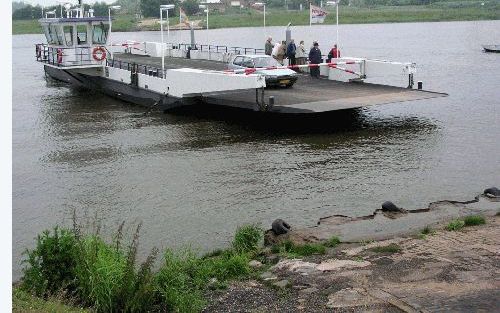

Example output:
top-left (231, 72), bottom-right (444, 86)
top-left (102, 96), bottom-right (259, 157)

top-left (206, 215), bottom-right (500, 312)
top-left (265, 192), bottom-right (500, 246)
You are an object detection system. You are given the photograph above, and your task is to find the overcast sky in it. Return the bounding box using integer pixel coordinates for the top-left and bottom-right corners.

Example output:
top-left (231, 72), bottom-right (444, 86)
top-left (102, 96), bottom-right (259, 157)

top-left (14, 0), bottom-right (115, 6)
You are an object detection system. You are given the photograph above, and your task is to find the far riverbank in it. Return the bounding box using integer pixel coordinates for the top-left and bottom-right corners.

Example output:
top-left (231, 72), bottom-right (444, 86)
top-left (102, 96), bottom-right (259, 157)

top-left (12, 5), bottom-right (500, 35)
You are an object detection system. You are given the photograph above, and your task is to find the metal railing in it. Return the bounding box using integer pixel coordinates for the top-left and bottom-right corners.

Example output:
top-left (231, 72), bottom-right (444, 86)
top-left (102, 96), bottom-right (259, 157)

top-left (35, 43), bottom-right (106, 67)
top-left (165, 42), bottom-right (341, 62)
top-left (106, 59), bottom-right (167, 79)
top-left (169, 43), bottom-right (265, 55)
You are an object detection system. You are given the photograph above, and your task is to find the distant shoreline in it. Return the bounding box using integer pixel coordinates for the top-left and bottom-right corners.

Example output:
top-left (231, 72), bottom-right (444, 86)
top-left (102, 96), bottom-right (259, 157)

top-left (12, 5), bottom-right (500, 35)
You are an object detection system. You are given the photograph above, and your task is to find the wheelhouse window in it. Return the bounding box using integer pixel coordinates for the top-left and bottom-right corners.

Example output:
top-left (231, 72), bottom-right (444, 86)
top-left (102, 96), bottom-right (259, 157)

top-left (92, 23), bottom-right (109, 44)
top-left (76, 24), bottom-right (87, 45)
top-left (56, 26), bottom-right (64, 46)
top-left (49, 25), bottom-right (62, 45)
top-left (42, 25), bottom-right (52, 44)
top-left (63, 26), bottom-right (73, 46)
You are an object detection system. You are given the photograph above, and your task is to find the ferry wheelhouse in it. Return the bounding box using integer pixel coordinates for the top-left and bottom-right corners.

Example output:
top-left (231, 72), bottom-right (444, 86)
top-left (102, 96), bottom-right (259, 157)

top-left (36, 8), bottom-right (110, 70)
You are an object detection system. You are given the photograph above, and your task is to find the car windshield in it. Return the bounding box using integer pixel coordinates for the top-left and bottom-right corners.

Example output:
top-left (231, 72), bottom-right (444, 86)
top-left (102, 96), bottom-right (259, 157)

top-left (253, 57), bottom-right (280, 68)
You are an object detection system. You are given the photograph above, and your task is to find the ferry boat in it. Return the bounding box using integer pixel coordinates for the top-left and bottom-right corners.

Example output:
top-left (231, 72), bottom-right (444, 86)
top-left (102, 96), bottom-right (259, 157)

top-left (35, 2), bottom-right (446, 114)
top-left (35, 2), bottom-right (265, 112)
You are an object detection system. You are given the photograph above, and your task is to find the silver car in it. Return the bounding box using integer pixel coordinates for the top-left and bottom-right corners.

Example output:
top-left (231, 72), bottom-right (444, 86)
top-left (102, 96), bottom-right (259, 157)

top-left (227, 55), bottom-right (298, 87)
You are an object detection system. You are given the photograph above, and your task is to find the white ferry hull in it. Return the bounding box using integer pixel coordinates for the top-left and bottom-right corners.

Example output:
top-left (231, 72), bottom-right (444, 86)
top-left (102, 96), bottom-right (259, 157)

top-left (44, 65), bottom-right (186, 111)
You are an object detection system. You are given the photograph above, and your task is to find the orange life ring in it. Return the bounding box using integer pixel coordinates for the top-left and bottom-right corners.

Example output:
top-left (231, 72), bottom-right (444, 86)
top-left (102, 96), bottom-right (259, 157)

top-left (56, 48), bottom-right (63, 64)
top-left (92, 47), bottom-right (107, 61)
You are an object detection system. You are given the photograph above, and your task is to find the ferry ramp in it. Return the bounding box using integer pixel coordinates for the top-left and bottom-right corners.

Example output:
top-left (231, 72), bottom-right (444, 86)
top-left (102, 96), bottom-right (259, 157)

top-left (112, 53), bottom-right (447, 114)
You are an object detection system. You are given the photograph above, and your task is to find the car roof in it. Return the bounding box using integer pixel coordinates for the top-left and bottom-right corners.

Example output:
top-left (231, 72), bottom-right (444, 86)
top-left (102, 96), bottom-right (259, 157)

top-left (234, 54), bottom-right (270, 59)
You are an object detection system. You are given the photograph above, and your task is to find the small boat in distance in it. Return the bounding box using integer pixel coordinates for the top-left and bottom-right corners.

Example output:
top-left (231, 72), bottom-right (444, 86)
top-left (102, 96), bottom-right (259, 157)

top-left (482, 45), bottom-right (500, 53)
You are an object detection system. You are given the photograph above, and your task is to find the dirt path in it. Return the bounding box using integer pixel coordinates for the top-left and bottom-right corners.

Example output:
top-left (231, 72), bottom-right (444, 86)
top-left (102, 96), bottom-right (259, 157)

top-left (205, 215), bottom-right (500, 312)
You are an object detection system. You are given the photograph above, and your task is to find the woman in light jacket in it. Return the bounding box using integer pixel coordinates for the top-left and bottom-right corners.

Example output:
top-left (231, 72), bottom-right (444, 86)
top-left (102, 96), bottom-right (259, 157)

top-left (271, 42), bottom-right (280, 61)
top-left (295, 40), bottom-right (307, 71)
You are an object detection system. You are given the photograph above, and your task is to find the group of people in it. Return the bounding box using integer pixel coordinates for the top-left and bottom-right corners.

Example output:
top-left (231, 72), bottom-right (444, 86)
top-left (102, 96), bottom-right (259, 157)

top-left (265, 37), bottom-right (308, 67)
top-left (264, 37), bottom-right (341, 78)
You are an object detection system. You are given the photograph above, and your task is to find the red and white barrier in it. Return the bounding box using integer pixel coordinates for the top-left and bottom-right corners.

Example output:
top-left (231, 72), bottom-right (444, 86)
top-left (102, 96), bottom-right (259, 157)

top-left (110, 41), bottom-right (142, 48)
top-left (109, 41), bottom-right (149, 56)
top-left (225, 60), bottom-right (364, 77)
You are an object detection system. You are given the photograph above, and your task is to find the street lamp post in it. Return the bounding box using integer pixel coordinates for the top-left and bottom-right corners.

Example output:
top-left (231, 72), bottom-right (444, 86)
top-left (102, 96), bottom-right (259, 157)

top-left (254, 2), bottom-right (266, 32)
top-left (199, 5), bottom-right (209, 30)
top-left (204, 9), bottom-right (209, 30)
top-left (108, 5), bottom-right (121, 42)
top-left (160, 4), bottom-right (175, 77)
top-left (326, 0), bottom-right (340, 51)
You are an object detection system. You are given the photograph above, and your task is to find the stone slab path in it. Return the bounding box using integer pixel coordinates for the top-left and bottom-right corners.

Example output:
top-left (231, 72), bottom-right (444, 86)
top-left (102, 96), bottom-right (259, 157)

top-left (205, 215), bottom-right (500, 312)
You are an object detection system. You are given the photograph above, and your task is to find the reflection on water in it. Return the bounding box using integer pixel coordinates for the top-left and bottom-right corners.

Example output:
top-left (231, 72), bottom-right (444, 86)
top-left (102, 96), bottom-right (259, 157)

top-left (12, 21), bottom-right (500, 280)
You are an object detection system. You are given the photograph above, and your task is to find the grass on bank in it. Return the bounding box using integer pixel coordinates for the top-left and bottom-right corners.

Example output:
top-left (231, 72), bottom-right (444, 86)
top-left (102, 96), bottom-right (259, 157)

top-left (18, 222), bottom-right (264, 313)
top-left (463, 215), bottom-right (486, 226)
top-left (270, 240), bottom-right (322, 257)
top-left (445, 215), bottom-right (486, 231)
top-left (324, 236), bottom-right (341, 248)
top-left (205, 5), bottom-right (500, 30)
top-left (13, 288), bottom-right (89, 313)
top-left (13, 4), bottom-right (500, 35)
top-left (417, 225), bottom-right (437, 239)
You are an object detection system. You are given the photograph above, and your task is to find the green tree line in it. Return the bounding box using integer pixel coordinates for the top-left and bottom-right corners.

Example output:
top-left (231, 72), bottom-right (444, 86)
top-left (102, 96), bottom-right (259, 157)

top-left (139, 0), bottom-right (202, 17)
top-left (12, 2), bottom-right (111, 20)
top-left (12, 0), bottom-right (202, 20)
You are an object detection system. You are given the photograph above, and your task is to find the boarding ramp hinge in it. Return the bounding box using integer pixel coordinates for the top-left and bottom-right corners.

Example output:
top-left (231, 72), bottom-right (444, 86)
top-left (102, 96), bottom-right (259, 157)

top-left (255, 87), bottom-right (272, 112)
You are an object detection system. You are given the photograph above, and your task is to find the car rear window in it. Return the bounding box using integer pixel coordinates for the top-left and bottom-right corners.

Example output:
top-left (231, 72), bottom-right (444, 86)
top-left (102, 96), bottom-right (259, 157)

top-left (253, 57), bottom-right (280, 68)
top-left (242, 57), bottom-right (254, 68)
top-left (233, 56), bottom-right (244, 66)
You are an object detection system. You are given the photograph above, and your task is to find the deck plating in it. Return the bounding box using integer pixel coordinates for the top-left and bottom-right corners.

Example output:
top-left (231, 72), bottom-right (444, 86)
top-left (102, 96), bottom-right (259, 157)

top-left (112, 53), bottom-right (447, 114)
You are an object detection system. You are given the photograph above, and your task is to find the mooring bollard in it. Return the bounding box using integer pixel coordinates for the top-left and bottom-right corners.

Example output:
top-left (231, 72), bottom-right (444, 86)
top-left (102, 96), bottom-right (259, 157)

top-left (268, 96), bottom-right (275, 109)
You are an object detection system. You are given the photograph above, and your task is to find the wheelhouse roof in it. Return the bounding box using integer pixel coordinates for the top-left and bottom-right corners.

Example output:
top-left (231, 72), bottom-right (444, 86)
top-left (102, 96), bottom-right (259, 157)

top-left (38, 17), bottom-right (111, 24)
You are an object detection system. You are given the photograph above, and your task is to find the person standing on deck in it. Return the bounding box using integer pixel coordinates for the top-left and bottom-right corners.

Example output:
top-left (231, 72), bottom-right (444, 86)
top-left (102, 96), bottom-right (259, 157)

top-left (295, 40), bottom-right (307, 71)
top-left (265, 36), bottom-right (273, 56)
top-left (287, 39), bottom-right (297, 68)
top-left (272, 42), bottom-right (280, 61)
top-left (308, 42), bottom-right (322, 78)
top-left (327, 44), bottom-right (340, 62)
top-left (276, 41), bottom-right (287, 65)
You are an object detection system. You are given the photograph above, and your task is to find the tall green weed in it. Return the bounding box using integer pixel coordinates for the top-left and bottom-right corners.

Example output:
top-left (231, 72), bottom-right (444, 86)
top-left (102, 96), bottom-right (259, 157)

top-left (21, 223), bottom-right (262, 312)
top-left (232, 224), bottom-right (263, 254)
top-left (22, 227), bottom-right (79, 297)
top-left (22, 222), bottom-right (158, 313)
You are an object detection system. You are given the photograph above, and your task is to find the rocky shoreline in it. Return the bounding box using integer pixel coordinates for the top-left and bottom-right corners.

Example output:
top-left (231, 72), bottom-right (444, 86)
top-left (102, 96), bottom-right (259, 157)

top-left (13, 190), bottom-right (500, 312)
top-left (205, 191), bottom-right (500, 312)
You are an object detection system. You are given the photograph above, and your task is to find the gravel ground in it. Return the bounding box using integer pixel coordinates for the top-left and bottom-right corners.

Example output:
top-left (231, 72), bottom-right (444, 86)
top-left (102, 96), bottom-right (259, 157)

top-left (204, 215), bottom-right (500, 312)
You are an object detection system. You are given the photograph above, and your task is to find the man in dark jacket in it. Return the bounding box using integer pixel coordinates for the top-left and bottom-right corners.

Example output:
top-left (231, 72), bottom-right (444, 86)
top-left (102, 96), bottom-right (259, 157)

top-left (308, 41), bottom-right (322, 78)
top-left (265, 37), bottom-right (273, 56)
top-left (286, 39), bottom-right (297, 67)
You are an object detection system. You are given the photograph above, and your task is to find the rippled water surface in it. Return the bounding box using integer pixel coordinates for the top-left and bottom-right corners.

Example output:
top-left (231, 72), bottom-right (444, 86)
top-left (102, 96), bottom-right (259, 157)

top-left (12, 21), bottom-right (500, 279)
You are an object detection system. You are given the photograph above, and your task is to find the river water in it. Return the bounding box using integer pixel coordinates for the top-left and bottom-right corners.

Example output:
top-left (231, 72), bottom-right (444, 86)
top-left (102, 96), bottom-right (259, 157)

top-left (12, 21), bottom-right (500, 279)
